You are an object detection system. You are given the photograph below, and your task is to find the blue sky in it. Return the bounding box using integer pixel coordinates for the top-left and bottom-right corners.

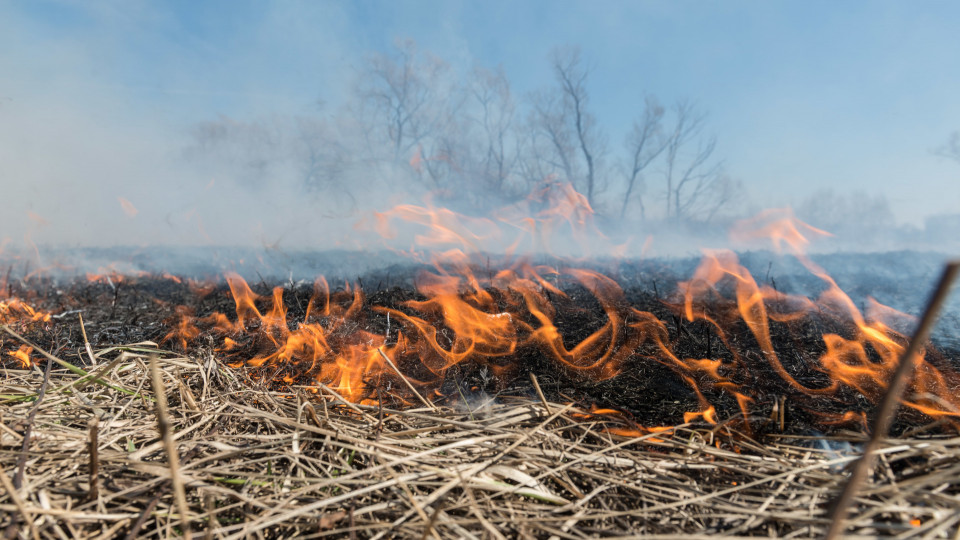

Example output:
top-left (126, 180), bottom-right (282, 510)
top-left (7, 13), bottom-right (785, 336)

top-left (1, 0), bottom-right (959, 247)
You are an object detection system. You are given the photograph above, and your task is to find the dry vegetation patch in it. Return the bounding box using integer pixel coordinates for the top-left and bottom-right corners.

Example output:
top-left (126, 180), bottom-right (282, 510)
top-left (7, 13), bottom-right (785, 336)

top-left (3, 334), bottom-right (960, 539)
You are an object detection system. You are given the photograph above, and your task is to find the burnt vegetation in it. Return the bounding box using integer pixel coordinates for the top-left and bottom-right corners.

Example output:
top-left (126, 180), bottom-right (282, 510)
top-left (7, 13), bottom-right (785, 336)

top-left (3, 255), bottom-right (960, 538)
top-left (4, 259), bottom-right (957, 437)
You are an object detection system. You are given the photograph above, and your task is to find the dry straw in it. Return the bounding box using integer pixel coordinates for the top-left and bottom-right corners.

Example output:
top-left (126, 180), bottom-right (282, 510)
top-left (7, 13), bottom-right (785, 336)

top-left (1, 331), bottom-right (960, 537)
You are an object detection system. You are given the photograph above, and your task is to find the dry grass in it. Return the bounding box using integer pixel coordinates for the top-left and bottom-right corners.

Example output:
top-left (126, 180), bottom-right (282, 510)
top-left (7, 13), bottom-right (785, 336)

top-left (2, 337), bottom-right (960, 539)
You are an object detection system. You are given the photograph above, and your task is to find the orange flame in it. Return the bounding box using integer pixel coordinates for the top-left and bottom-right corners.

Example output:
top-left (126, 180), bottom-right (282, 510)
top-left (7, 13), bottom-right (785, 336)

top-left (369, 180), bottom-right (616, 259)
top-left (0, 298), bottom-right (51, 325)
top-left (6, 345), bottom-right (33, 368)
top-left (161, 191), bottom-right (960, 434)
top-left (729, 207), bottom-right (832, 256)
top-left (118, 197), bottom-right (139, 218)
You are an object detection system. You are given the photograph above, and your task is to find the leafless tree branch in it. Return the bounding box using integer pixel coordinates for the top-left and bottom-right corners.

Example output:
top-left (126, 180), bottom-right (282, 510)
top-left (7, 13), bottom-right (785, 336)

top-left (620, 97), bottom-right (667, 220)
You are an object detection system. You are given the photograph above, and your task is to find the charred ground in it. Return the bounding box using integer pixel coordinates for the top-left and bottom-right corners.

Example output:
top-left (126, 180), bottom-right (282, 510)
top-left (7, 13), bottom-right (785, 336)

top-left (4, 251), bottom-right (958, 438)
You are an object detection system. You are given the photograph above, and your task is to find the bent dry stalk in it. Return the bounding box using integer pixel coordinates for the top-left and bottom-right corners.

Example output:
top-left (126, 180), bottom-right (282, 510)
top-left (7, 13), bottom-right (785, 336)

top-left (826, 260), bottom-right (960, 540)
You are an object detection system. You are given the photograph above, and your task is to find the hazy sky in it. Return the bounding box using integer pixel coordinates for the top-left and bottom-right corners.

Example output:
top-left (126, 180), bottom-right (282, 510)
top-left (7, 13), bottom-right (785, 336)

top-left (2, 0), bottom-right (959, 249)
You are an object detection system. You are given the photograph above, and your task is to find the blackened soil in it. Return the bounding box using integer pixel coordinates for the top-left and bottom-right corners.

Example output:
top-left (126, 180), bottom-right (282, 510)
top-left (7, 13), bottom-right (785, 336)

top-left (4, 266), bottom-right (959, 438)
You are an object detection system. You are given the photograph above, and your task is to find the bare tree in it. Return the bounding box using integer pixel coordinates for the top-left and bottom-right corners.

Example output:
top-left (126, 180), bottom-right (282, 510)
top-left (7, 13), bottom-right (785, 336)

top-left (551, 47), bottom-right (605, 208)
top-left (529, 89), bottom-right (577, 187)
top-left (620, 97), bottom-right (667, 220)
top-left (661, 101), bottom-right (728, 222)
top-left (182, 40), bottom-right (743, 225)
top-left (694, 174), bottom-right (742, 224)
top-left (184, 111), bottom-right (360, 208)
top-left (293, 116), bottom-right (357, 207)
top-left (355, 39), bottom-right (460, 167)
top-left (525, 47), bottom-right (607, 209)
top-left (515, 110), bottom-right (562, 196)
top-left (468, 66), bottom-right (518, 198)
top-left (185, 115), bottom-right (288, 188)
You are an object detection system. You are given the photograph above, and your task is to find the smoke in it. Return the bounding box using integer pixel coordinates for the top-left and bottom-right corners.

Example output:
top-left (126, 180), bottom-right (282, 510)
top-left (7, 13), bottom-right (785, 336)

top-left (2, 2), bottom-right (960, 270)
top-left (0, 2), bottom-right (366, 253)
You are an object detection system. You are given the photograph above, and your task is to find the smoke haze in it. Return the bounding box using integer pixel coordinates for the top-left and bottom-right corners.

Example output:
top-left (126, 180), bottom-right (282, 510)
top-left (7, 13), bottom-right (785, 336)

top-left (2, 1), bottom-right (960, 262)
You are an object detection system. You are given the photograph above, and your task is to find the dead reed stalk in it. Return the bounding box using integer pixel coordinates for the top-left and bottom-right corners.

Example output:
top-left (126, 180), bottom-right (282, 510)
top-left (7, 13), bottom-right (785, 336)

top-left (149, 354), bottom-right (192, 538)
top-left (2, 337), bottom-right (959, 538)
top-left (826, 261), bottom-right (960, 540)
top-left (85, 416), bottom-right (99, 503)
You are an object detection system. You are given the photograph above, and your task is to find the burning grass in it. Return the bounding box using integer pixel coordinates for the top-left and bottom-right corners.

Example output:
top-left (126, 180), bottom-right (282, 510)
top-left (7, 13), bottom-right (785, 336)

top-left (4, 334), bottom-right (960, 538)
top-left (3, 192), bottom-right (960, 537)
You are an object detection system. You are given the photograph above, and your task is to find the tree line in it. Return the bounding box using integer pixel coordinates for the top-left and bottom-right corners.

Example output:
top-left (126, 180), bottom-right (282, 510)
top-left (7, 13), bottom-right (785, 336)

top-left (185, 40), bottom-right (743, 226)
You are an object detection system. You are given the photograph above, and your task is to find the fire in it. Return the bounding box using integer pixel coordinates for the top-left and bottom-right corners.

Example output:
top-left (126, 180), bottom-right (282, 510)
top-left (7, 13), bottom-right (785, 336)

top-left (117, 196), bottom-right (139, 218)
top-left (85, 266), bottom-right (148, 286)
top-left (373, 204), bottom-right (504, 256)
top-left (0, 268), bottom-right (50, 369)
top-left (369, 178), bottom-right (615, 259)
top-left (729, 207), bottom-right (832, 255)
top-left (0, 291), bottom-right (48, 369)
top-left (6, 345), bottom-right (33, 368)
top-left (162, 273), bottom-right (396, 403)
top-left (0, 298), bottom-right (51, 325)
top-left (683, 212), bottom-right (960, 421)
top-left (154, 182), bottom-right (960, 431)
top-left (163, 306), bottom-right (201, 349)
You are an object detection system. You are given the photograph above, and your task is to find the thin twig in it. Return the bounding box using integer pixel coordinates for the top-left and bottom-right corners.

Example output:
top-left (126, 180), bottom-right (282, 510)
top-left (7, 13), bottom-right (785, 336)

top-left (377, 347), bottom-right (436, 411)
top-left (529, 372), bottom-right (552, 415)
top-left (50, 352), bottom-right (127, 396)
top-left (14, 353), bottom-right (53, 489)
top-left (123, 492), bottom-right (163, 540)
top-left (313, 382), bottom-right (377, 422)
top-left (78, 312), bottom-right (97, 366)
top-left (4, 348), bottom-right (54, 540)
top-left (419, 493), bottom-right (447, 540)
top-left (86, 416), bottom-right (99, 503)
top-left (0, 463), bottom-right (40, 540)
top-left (149, 355), bottom-right (192, 537)
top-left (203, 493), bottom-right (216, 540)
